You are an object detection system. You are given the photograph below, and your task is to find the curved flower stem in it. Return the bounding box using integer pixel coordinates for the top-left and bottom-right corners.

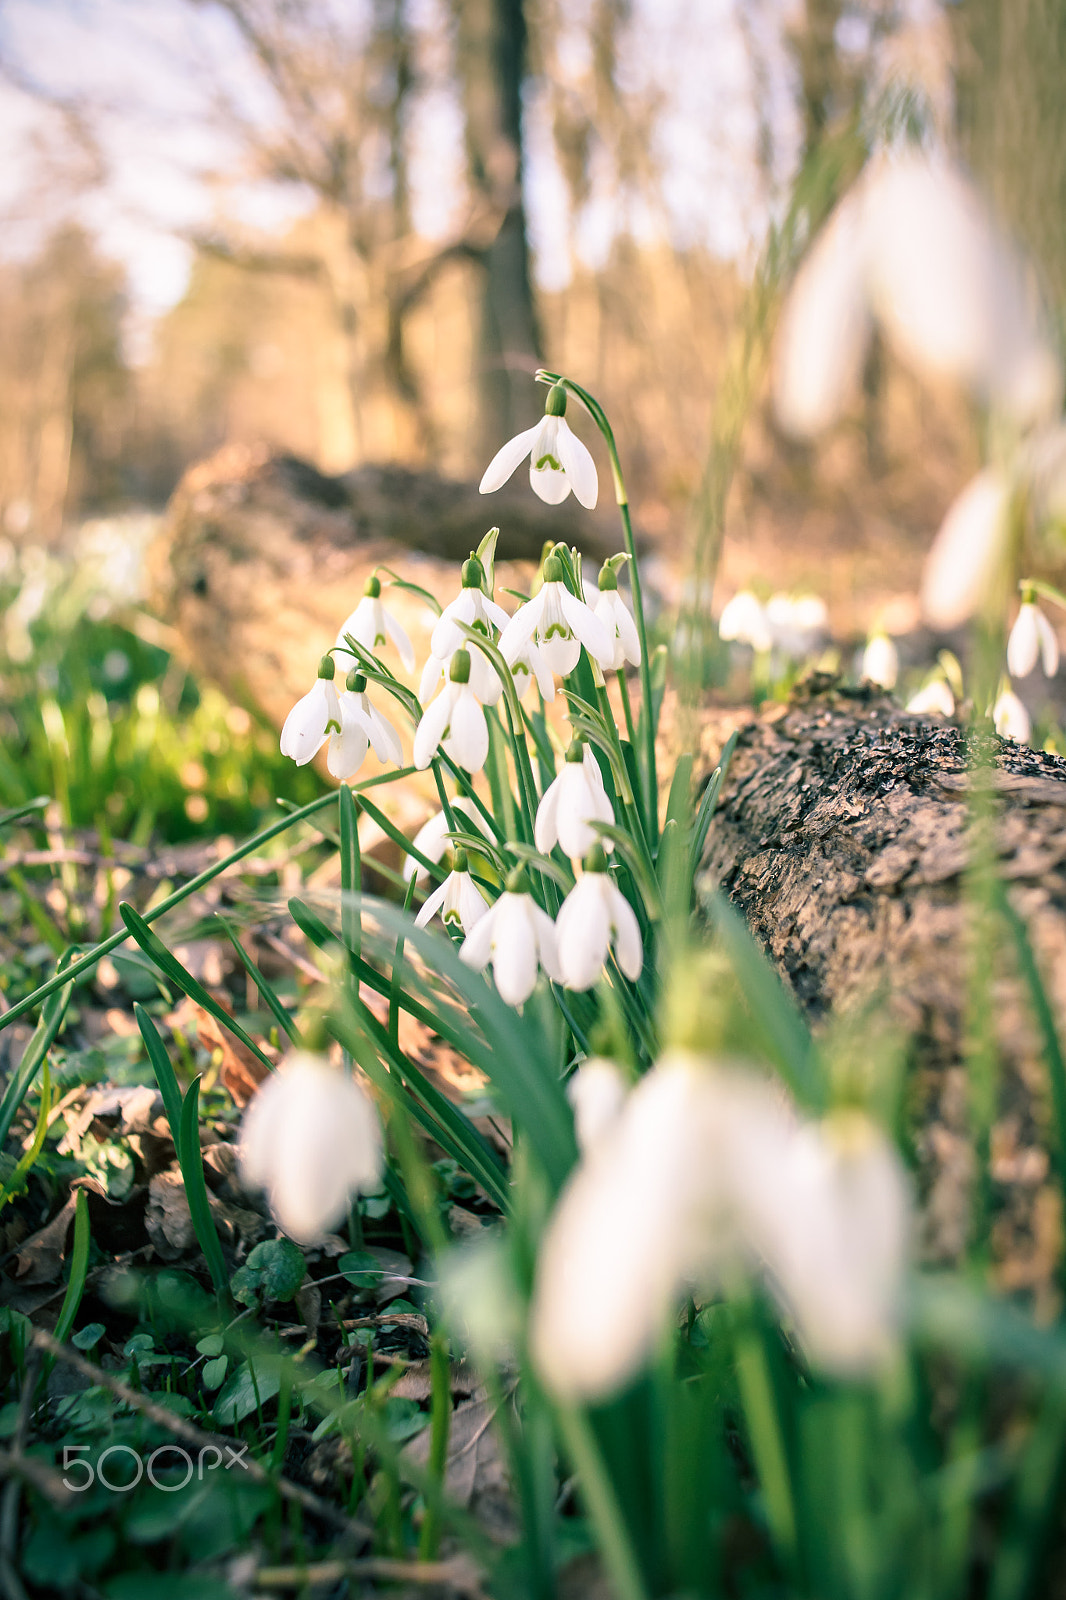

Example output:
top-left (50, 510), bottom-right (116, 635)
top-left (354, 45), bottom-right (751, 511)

top-left (537, 368), bottom-right (658, 844)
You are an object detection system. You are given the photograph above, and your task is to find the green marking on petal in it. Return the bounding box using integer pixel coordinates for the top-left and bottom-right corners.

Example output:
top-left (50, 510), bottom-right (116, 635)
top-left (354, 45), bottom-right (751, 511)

top-left (325, 718), bottom-right (342, 736)
top-left (535, 454), bottom-right (562, 472)
top-left (543, 622), bottom-right (572, 641)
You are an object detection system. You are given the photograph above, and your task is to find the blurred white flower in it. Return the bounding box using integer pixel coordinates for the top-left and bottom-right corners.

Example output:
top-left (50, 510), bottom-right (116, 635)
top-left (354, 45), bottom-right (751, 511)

top-left (593, 568), bottom-right (641, 669)
top-left (413, 648), bottom-right (489, 772)
top-left (280, 658), bottom-right (342, 767)
top-left (480, 385), bottom-right (598, 509)
top-left (555, 855), bottom-right (643, 991)
top-left (567, 1058), bottom-right (630, 1156)
top-left (774, 151), bottom-right (1062, 440)
top-left (993, 683), bottom-right (1031, 743)
top-left (403, 798), bottom-right (491, 885)
top-left (336, 575), bottom-right (415, 673)
top-left (327, 671), bottom-right (403, 780)
top-left (530, 1054), bottom-right (910, 1400)
top-left (414, 846), bottom-right (489, 934)
top-left (906, 678), bottom-right (955, 717)
top-left (460, 872), bottom-right (561, 1006)
top-left (239, 1052), bottom-right (383, 1245)
top-left (718, 590), bottom-right (773, 652)
top-left (763, 1111), bottom-right (910, 1375)
top-left (1007, 598), bottom-right (1059, 678)
top-left (861, 632), bottom-right (899, 689)
top-left (920, 467), bottom-right (1011, 629)
top-left (766, 592), bottom-right (829, 657)
top-left (534, 741), bottom-right (615, 859)
top-left (499, 553), bottom-right (614, 676)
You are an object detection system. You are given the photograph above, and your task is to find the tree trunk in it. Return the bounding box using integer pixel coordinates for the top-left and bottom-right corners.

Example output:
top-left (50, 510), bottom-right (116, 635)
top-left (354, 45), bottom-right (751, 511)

top-left (452, 0), bottom-right (543, 460)
top-left (697, 681), bottom-right (1066, 1310)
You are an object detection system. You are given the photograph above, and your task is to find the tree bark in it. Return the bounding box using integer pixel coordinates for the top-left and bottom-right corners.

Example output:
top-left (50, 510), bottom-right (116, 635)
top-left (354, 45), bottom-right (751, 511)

top-left (697, 681), bottom-right (1066, 1308)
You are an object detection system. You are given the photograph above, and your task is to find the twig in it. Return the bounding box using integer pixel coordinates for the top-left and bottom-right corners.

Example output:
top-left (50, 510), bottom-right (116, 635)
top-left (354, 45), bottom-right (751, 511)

top-left (30, 1329), bottom-right (365, 1536)
top-left (253, 1554), bottom-right (486, 1593)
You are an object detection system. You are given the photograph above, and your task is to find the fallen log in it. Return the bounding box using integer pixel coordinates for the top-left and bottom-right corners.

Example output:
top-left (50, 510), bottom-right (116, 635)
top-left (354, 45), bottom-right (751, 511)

top-left (698, 681), bottom-right (1066, 1305)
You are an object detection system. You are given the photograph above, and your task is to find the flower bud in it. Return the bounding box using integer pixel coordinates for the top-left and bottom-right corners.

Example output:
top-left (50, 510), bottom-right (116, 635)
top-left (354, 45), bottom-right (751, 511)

top-left (317, 655), bottom-right (335, 680)
top-left (453, 845), bottom-right (469, 872)
top-left (584, 842), bottom-right (609, 873)
top-left (598, 564), bottom-right (618, 591)
top-left (565, 738), bottom-right (586, 764)
top-left (364, 575), bottom-right (381, 598)
top-left (345, 668), bottom-right (367, 693)
top-left (504, 865), bottom-right (530, 894)
top-left (461, 555), bottom-right (485, 589)
top-left (542, 553), bottom-right (565, 585)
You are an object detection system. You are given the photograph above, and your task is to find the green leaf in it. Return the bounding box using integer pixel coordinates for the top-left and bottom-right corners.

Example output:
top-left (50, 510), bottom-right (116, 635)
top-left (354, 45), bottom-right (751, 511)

top-left (339, 1249), bottom-right (383, 1288)
top-left (72, 1322), bottom-right (105, 1350)
top-left (0, 957), bottom-right (73, 1150)
top-left (197, 1333), bottom-right (225, 1358)
top-left (179, 1075), bottom-right (232, 1301)
top-left (202, 1354), bottom-right (228, 1389)
top-left (245, 1237), bottom-right (306, 1302)
top-left (215, 914), bottom-right (300, 1045)
top-left (120, 902), bottom-right (275, 1074)
top-left (52, 1189), bottom-right (91, 1346)
top-left (213, 1356), bottom-right (283, 1425)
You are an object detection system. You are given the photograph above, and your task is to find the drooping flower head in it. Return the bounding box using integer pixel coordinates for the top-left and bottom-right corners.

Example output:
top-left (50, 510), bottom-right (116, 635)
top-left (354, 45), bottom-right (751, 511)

top-left (336, 574), bottom-right (415, 673)
top-left (1007, 589), bottom-right (1059, 679)
top-left (535, 739), bottom-right (615, 860)
top-left (718, 590), bottom-right (773, 653)
top-left (327, 669), bottom-right (404, 780)
top-left (594, 562), bottom-right (641, 669)
top-left (498, 552), bottom-right (614, 677)
top-left (460, 865), bottom-right (561, 1006)
top-left (992, 680), bottom-right (1031, 743)
top-left (555, 845), bottom-right (644, 992)
top-left (479, 383), bottom-right (598, 509)
top-left (861, 631), bottom-right (899, 690)
top-left (413, 647), bottom-right (489, 773)
top-left (280, 655), bottom-right (342, 767)
top-left (414, 845), bottom-right (490, 935)
top-left (238, 1051), bottom-right (383, 1245)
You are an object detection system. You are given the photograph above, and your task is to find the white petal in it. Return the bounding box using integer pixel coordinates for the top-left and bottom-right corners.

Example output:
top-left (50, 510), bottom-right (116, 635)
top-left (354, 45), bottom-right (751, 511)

top-left (533, 773), bottom-right (563, 853)
top-left (556, 419), bottom-right (599, 509)
top-left (484, 597), bottom-right (512, 632)
top-left (993, 687), bottom-right (1031, 743)
top-left (498, 594), bottom-right (545, 664)
top-left (526, 642), bottom-right (556, 700)
top-left (531, 903), bottom-right (562, 983)
top-left (490, 895), bottom-right (540, 1005)
top-left (280, 681), bottom-right (337, 766)
top-left (406, 809), bottom-right (450, 883)
top-left (906, 680), bottom-right (955, 717)
top-left (460, 906), bottom-right (496, 972)
top-left (443, 686), bottom-right (488, 772)
top-left (718, 591), bottom-right (772, 651)
top-left (414, 879), bottom-right (448, 929)
top-left (335, 594), bottom-right (377, 654)
top-left (384, 609), bottom-right (416, 672)
top-left (555, 766), bottom-right (614, 860)
top-left (326, 706), bottom-right (369, 780)
top-left (1007, 605), bottom-right (1040, 678)
top-left (538, 628), bottom-right (581, 676)
top-left (557, 877), bottom-right (610, 990)
top-left (606, 883), bottom-right (643, 980)
top-left (860, 635), bottom-right (899, 689)
top-left (567, 1059), bottom-right (629, 1156)
top-left (479, 424), bottom-right (541, 493)
top-left (413, 684), bottom-right (457, 770)
top-left (457, 873), bottom-right (490, 930)
top-left (431, 590), bottom-right (477, 659)
top-left (920, 468), bottom-right (1010, 629)
top-left (560, 588), bottom-right (615, 669)
top-left (419, 654), bottom-right (445, 703)
top-left (530, 462), bottom-right (573, 504)
top-left (1037, 609), bottom-right (1060, 677)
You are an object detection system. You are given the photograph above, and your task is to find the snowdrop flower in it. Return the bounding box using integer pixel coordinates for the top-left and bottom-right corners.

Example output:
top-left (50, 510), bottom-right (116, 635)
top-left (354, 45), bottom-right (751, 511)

top-left (239, 1051), bottom-right (383, 1245)
top-left (403, 798), bottom-right (491, 885)
top-left (993, 682), bottom-right (1031, 743)
top-left (567, 1058), bottom-right (630, 1156)
top-left (280, 656), bottom-right (342, 766)
top-left (420, 641), bottom-right (502, 707)
top-left (414, 846), bottom-right (489, 934)
top-left (327, 670), bottom-right (403, 780)
top-left (718, 590), bottom-right (773, 653)
top-left (906, 678), bottom-right (955, 717)
top-left (555, 847), bottom-right (643, 990)
top-left (921, 467), bottom-right (1012, 629)
top-left (431, 555), bottom-right (511, 657)
top-left (413, 648), bottom-right (489, 773)
top-left (498, 553), bottom-right (614, 676)
top-left (336, 575), bottom-right (416, 673)
top-left (460, 867), bottom-right (561, 1006)
top-left (509, 638), bottom-right (556, 702)
top-left (479, 383), bottom-right (598, 509)
top-left (766, 592), bottom-right (829, 657)
top-left (530, 1055), bottom-right (911, 1400)
top-left (861, 632), bottom-right (899, 689)
top-left (534, 740), bottom-right (615, 859)
top-left (1007, 593), bottom-right (1059, 678)
top-left (593, 564), bottom-right (641, 669)
top-left (766, 1111), bottom-right (910, 1375)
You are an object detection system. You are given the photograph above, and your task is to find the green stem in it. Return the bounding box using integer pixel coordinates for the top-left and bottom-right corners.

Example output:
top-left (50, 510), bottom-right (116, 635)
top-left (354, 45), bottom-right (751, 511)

top-left (555, 1406), bottom-right (650, 1600)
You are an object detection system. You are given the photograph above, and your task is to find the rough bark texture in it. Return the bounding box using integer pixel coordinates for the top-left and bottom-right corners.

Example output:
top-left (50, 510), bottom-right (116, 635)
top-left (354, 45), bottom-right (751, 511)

top-left (698, 681), bottom-right (1066, 1307)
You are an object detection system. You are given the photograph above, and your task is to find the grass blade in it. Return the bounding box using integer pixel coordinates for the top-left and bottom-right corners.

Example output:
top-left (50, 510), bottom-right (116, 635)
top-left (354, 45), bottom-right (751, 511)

top-left (52, 1189), bottom-right (91, 1346)
top-left (179, 1075), bottom-right (232, 1301)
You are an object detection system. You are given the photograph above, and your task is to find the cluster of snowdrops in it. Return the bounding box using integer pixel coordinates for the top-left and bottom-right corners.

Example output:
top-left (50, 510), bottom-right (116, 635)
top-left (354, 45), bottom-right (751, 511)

top-left (240, 376), bottom-right (912, 1403)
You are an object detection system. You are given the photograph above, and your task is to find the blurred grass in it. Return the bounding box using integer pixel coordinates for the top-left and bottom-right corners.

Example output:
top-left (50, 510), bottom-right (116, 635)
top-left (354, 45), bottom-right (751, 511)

top-left (0, 569), bottom-right (324, 845)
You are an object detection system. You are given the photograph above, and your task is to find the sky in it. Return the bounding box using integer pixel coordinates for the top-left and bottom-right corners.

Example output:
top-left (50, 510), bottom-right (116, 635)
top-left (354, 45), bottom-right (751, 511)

top-left (0, 0), bottom-right (805, 348)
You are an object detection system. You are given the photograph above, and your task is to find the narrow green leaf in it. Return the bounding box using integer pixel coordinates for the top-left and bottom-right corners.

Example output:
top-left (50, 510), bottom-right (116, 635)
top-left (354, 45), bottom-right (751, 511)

top-left (180, 1076), bottom-right (232, 1301)
top-left (339, 785), bottom-right (361, 963)
top-left (119, 902), bottom-right (275, 1074)
top-left (215, 915), bottom-right (300, 1045)
top-left (52, 1190), bottom-right (91, 1346)
top-left (0, 961), bottom-right (73, 1150)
